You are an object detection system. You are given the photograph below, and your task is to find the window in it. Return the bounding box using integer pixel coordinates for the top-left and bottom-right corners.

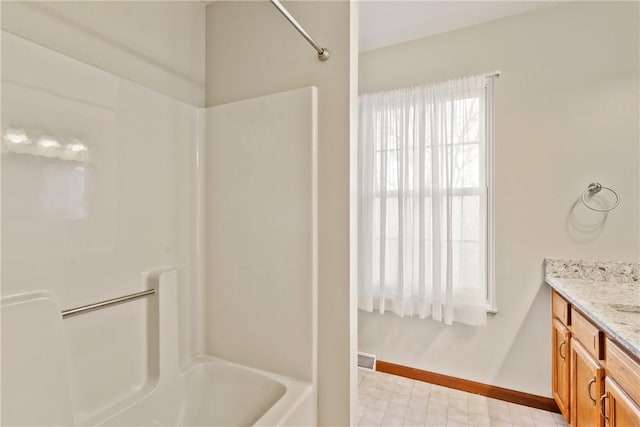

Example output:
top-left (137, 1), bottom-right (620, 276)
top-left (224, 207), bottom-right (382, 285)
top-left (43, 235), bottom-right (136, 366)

top-left (358, 74), bottom-right (495, 325)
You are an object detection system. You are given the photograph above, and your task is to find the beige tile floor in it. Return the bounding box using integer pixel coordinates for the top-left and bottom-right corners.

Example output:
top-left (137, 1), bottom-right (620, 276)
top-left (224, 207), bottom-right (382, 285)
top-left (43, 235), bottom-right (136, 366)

top-left (358, 369), bottom-right (569, 427)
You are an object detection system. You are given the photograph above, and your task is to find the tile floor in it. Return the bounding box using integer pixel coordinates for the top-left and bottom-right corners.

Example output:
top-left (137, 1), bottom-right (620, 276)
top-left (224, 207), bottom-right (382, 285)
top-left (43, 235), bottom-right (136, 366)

top-left (358, 369), bottom-right (569, 427)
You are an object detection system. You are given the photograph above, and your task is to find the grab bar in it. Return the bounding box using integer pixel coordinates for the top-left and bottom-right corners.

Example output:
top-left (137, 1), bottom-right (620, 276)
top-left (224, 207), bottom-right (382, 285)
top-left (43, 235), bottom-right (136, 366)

top-left (61, 289), bottom-right (156, 318)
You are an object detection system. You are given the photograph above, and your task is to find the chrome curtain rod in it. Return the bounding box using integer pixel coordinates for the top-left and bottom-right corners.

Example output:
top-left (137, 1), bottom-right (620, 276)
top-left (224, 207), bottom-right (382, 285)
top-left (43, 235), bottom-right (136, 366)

top-left (61, 289), bottom-right (156, 318)
top-left (269, 0), bottom-right (330, 62)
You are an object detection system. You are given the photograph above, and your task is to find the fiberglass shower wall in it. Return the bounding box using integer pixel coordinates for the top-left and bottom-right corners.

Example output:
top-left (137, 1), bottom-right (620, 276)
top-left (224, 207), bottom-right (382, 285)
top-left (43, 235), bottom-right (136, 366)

top-left (205, 87), bottom-right (318, 384)
top-left (1, 30), bottom-right (199, 422)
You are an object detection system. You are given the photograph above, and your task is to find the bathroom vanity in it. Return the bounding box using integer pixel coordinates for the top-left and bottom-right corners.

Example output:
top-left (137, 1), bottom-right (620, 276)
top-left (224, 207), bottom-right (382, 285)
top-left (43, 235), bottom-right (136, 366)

top-left (545, 259), bottom-right (640, 427)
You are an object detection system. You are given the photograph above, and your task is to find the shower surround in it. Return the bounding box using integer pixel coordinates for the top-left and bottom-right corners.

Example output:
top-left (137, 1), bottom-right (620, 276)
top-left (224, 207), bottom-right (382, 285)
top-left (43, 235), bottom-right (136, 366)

top-left (1, 28), bottom-right (318, 426)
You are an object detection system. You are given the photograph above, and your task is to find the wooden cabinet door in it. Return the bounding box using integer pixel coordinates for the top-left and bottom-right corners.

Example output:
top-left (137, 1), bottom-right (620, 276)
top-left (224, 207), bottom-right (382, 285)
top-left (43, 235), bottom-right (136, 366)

top-left (603, 377), bottom-right (640, 427)
top-left (571, 338), bottom-right (605, 427)
top-left (553, 318), bottom-right (571, 421)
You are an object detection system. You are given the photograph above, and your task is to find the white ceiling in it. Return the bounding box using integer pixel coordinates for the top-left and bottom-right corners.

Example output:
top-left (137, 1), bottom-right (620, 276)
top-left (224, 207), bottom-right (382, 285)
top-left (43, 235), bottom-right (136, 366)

top-left (359, 1), bottom-right (563, 52)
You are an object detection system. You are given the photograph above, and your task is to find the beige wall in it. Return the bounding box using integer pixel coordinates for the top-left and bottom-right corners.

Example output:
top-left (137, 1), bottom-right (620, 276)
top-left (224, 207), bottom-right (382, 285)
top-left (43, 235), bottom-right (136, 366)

top-left (1, 1), bottom-right (206, 106)
top-left (359, 1), bottom-right (639, 397)
top-left (205, 1), bottom-right (354, 424)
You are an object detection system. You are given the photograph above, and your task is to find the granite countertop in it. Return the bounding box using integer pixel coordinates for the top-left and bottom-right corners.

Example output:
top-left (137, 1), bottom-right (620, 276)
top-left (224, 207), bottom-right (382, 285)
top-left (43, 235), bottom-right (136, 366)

top-left (545, 259), bottom-right (640, 359)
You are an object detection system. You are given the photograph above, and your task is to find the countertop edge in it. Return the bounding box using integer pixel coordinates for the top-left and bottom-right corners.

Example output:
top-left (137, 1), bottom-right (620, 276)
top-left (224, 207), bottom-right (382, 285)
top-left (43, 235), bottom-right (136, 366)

top-left (545, 277), bottom-right (640, 361)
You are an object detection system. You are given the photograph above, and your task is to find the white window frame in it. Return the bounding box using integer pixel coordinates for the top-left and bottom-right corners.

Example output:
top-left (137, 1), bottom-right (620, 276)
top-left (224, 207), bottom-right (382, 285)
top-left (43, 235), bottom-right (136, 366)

top-left (485, 77), bottom-right (497, 313)
top-left (366, 75), bottom-right (497, 312)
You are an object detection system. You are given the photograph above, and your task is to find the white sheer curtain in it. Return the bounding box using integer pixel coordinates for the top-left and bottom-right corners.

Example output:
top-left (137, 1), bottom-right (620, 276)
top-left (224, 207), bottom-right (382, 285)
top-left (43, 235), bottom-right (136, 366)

top-left (358, 75), bottom-right (488, 326)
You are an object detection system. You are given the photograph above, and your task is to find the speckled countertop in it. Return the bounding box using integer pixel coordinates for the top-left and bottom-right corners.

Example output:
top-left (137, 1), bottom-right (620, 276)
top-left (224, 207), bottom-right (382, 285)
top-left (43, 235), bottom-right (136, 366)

top-left (545, 258), bottom-right (640, 359)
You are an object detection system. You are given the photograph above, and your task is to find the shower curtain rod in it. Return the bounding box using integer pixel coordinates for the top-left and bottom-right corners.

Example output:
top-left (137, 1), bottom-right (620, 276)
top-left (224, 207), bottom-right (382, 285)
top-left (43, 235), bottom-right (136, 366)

top-left (269, 0), bottom-right (330, 62)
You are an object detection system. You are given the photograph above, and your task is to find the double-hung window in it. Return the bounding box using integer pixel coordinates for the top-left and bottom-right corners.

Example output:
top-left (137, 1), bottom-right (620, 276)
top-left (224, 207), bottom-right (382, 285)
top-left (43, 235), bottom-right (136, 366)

top-left (358, 74), bottom-right (496, 325)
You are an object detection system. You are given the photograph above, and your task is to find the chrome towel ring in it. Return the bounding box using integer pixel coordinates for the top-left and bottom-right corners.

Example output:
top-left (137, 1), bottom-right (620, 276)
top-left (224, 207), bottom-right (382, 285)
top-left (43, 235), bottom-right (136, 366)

top-left (581, 182), bottom-right (620, 212)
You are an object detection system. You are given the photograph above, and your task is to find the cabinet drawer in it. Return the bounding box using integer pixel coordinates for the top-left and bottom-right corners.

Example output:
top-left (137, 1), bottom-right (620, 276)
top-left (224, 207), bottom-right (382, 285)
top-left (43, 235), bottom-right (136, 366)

top-left (605, 339), bottom-right (640, 404)
top-left (571, 308), bottom-right (603, 360)
top-left (552, 290), bottom-right (571, 325)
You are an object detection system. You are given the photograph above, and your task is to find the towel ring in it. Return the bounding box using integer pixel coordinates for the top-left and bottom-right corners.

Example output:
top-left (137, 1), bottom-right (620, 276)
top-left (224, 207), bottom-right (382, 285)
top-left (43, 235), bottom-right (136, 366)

top-left (581, 182), bottom-right (619, 212)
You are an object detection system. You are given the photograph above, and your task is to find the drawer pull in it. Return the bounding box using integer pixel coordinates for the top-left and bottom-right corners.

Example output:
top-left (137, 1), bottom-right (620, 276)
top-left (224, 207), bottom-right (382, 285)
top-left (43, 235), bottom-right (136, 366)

top-left (588, 378), bottom-right (597, 404)
top-left (559, 340), bottom-right (566, 361)
top-left (600, 393), bottom-right (609, 422)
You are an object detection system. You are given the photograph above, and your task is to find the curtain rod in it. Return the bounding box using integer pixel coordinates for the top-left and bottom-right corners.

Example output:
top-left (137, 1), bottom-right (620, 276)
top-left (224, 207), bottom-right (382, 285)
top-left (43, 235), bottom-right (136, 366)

top-left (360, 71), bottom-right (502, 97)
top-left (269, 0), bottom-right (330, 62)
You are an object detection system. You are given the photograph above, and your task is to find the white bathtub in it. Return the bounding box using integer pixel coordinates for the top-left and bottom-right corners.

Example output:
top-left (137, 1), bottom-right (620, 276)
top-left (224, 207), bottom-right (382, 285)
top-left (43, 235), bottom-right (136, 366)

top-left (1, 271), bottom-right (315, 427)
top-left (94, 356), bottom-right (314, 427)
top-left (89, 272), bottom-right (315, 427)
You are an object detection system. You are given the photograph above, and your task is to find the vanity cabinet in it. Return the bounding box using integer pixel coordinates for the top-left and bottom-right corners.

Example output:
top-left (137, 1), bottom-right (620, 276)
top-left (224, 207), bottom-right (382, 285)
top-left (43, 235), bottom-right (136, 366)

top-left (570, 338), bottom-right (604, 427)
top-left (602, 339), bottom-right (640, 426)
top-left (602, 377), bottom-right (640, 426)
top-left (552, 318), bottom-right (571, 419)
top-left (550, 290), bottom-right (640, 427)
